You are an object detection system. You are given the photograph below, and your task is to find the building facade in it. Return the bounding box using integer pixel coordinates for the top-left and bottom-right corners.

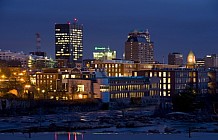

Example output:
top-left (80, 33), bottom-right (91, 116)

top-left (204, 54), bottom-right (218, 68)
top-left (83, 59), bottom-right (180, 77)
top-left (125, 30), bottom-right (154, 64)
top-left (109, 76), bottom-right (160, 106)
top-left (93, 46), bottom-right (116, 61)
top-left (168, 52), bottom-right (183, 66)
top-left (133, 68), bottom-right (198, 97)
top-left (28, 55), bottom-right (55, 69)
top-left (0, 50), bottom-right (29, 68)
top-left (55, 20), bottom-right (83, 67)
top-left (196, 58), bottom-right (205, 68)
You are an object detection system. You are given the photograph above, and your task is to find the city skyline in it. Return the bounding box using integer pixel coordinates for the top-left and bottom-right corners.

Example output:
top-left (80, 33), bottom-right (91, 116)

top-left (0, 0), bottom-right (218, 62)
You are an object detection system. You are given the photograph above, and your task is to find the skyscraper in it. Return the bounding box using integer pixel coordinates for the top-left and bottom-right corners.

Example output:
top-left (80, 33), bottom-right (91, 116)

top-left (168, 52), bottom-right (183, 66)
top-left (204, 54), bottom-right (218, 68)
top-left (55, 19), bottom-right (83, 67)
top-left (124, 30), bottom-right (154, 64)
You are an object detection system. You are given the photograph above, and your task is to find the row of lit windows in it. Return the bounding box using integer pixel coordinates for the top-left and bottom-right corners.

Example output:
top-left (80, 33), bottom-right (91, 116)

top-left (110, 92), bottom-right (145, 99)
top-left (175, 78), bottom-right (196, 83)
top-left (175, 72), bottom-right (197, 77)
top-left (110, 85), bottom-right (149, 91)
top-left (56, 43), bottom-right (69, 45)
top-left (55, 37), bottom-right (82, 40)
top-left (110, 80), bottom-right (147, 84)
top-left (108, 73), bottom-right (123, 77)
top-left (160, 78), bottom-right (171, 84)
top-left (160, 84), bottom-right (171, 90)
top-left (130, 92), bottom-right (144, 98)
top-left (151, 83), bottom-right (159, 88)
top-left (147, 71), bottom-right (170, 77)
top-left (150, 90), bottom-right (159, 96)
top-left (37, 80), bottom-right (55, 85)
top-left (103, 64), bottom-right (121, 68)
top-left (37, 75), bottom-right (57, 79)
top-left (175, 84), bottom-right (188, 90)
top-left (107, 69), bottom-right (121, 73)
top-left (57, 40), bottom-right (70, 43)
top-left (100, 89), bottom-right (109, 92)
top-left (56, 42), bottom-right (82, 45)
top-left (108, 69), bottom-right (121, 72)
top-left (160, 90), bottom-right (171, 97)
top-left (72, 29), bottom-right (82, 32)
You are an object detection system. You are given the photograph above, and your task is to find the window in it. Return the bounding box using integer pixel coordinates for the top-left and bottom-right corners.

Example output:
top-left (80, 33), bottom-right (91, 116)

top-left (159, 72), bottom-right (162, 77)
top-left (77, 85), bottom-right (84, 92)
top-left (163, 78), bottom-right (166, 83)
top-left (168, 78), bottom-right (171, 83)
top-left (163, 72), bottom-right (166, 77)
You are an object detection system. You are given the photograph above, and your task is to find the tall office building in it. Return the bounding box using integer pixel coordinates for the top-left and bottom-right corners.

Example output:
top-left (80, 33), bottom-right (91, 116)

top-left (55, 19), bottom-right (83, 67)
top-left (195, 58), bottom-right (205, 68)
top-left (204, 54), bottom-right (218, 68)
top-left (125, 30), bottom-right (154, 64)
top-left (168, 52), bottom-right (183, 66)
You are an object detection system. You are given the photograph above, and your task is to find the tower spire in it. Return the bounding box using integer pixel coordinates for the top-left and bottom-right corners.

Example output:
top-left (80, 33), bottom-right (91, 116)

top-left (36, 33), bottom-right (41, 52)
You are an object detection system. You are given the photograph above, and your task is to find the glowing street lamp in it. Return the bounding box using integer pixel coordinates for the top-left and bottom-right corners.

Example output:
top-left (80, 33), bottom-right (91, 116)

top-left (24, 84), bottom-right (31, 99)
top-left (78, 94), bottom-right (83, 99)
top-left (42, 90), bottom-right (46, 99)
top-left (1, 75), bottom-right (5, 79)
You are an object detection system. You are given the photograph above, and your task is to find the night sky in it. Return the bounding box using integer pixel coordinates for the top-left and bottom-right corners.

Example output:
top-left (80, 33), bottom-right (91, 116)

top-left (0, 0), bottom-right (218, 62)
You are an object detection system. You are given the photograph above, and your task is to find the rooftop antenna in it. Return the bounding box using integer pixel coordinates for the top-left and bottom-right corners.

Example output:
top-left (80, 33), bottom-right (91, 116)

top-left (145, 29), bottom-right (150, 42)
top-left (146, 29), bottom-right (149, 34)
top-left (36, 33), bottom-right (41, 52)
top-left (74, 18), bottom-right (78, 23)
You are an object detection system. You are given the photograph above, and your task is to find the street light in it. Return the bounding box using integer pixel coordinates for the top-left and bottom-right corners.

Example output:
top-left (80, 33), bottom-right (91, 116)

top-left (24, 84), bottom-right (31, 99)
top-left (36, 88), bottom-right (40, 99)
top-left (42, 89), bottom-right (45, 99)
top-left (78, 94), bottom-right (83, 99)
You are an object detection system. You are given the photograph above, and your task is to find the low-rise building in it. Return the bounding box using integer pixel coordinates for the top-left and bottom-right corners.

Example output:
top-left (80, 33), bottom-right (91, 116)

top-left (83, 59), bottom-right (179, 77)
top-left (133, 68), bottom-right (198, 97)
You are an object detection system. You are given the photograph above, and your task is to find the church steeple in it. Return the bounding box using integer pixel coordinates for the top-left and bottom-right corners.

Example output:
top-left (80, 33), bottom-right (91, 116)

top-left (186, 50), bottom-right (196, 68)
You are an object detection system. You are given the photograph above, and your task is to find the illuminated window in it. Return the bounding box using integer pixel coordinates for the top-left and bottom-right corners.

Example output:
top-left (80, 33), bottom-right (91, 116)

top-left (168, 78), bottom-right (171, 83)
top-left (163, 72), bottom-right (166, 77)
top-left (163, 78), bottom-right (166, 83)
top-left (154, 72), bottom-right (157, 77)
top-left (193, 78), bottom-right (196, 82)
top-left (193, 72), bottom-right (196, 77)
top-left (159, 72), bottom-right (162, 77)
top-left (77, 85), bottom-right (84, 92)
top-left (163, 84), bottom-right (166, 89)
top-left (168, 84), bottom-right (171, 89)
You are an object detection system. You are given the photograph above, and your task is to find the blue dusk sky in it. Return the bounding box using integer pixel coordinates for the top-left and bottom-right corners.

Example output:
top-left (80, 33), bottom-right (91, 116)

top-left (0, 0), bottom-right (218, 62)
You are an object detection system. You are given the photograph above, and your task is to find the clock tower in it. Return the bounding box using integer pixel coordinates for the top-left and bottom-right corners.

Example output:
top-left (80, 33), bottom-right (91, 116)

top-left (186, 50), bottom-right (196, 68)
